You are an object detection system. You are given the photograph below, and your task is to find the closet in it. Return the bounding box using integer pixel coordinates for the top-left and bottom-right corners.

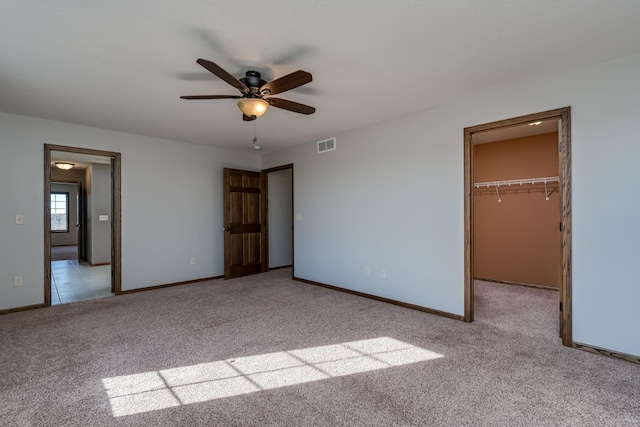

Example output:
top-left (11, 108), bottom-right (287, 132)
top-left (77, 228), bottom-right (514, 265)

top-left (473, 127), bottom-right (560, 288)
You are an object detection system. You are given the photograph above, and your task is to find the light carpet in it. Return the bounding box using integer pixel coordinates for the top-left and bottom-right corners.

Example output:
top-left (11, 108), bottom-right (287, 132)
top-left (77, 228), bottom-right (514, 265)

top-left (1, 269), bottom-right (638, 426)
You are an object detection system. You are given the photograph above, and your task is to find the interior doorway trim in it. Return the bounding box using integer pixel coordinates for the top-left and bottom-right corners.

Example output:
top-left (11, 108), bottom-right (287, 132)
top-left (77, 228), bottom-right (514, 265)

top-left (463, 107), bottom-right (572, 346)
top-left (262, 164), bottom-right (294, 276)
top-left (44, 144), bottom-right (122, 306)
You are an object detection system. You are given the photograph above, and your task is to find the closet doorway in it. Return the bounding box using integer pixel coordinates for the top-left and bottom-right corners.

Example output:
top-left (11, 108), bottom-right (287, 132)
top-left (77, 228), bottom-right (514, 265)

top-left (464, 107), bottom-right (572, 346)
top-left (263, 164), bottom-right (294, 274)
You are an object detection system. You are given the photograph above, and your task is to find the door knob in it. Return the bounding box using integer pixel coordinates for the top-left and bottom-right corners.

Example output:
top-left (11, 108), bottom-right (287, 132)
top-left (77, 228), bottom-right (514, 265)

top-left (223, 226), bottom-right (230, 232)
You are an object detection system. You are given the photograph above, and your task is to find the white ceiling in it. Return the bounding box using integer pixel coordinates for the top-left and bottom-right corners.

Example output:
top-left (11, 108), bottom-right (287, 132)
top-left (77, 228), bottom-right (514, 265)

top-left (2, 1), bottom-right (640, 153)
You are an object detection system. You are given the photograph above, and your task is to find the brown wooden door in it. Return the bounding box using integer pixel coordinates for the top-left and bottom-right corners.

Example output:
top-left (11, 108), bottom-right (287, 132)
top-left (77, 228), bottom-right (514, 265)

top-left (77, 182), bottom-right (87, 263)
top-left (223, 168), bottom-right (266, 279)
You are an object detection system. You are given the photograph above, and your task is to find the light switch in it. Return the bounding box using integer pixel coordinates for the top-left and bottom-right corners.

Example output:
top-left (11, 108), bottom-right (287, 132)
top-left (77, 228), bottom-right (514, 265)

top-left (296, 213), bottom-right (302, 222)
top-left (15, 214), bottom-right (24, 225)
top-left (99, 215), bottom-right (109, 222)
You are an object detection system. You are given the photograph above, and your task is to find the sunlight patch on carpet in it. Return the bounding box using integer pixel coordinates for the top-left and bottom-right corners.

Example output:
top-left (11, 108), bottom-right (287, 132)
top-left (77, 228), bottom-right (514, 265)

top-left (102, 337), bottom-right (444, 417)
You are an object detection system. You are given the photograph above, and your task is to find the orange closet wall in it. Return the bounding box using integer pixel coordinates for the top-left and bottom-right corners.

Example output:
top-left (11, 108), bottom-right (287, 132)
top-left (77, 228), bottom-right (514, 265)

top-left (474, 132), bottom-right (560, 288)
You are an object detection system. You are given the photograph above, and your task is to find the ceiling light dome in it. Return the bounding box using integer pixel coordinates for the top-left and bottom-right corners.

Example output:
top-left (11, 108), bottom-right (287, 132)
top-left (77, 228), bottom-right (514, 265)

top-left (55, 162), bottom-right (75, 170)
top-left (237, 98), bottom-right (269, 118)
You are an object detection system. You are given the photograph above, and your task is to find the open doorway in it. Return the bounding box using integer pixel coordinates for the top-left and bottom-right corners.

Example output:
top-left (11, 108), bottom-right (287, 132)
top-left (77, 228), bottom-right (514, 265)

top-left (50, 181), bottom-right (80, 263)
top-left (44, 144), bottom-right (122, 306)
top-left (263, 164), bottom-right (294, 274)
top-left (221, 165), bottom-right (293, 280)
top-left (464, 107), bottom-right (572, 346)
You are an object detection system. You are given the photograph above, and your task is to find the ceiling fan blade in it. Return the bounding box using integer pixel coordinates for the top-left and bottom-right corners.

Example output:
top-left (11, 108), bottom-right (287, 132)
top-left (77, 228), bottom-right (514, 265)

top-left (180, 95), bottom-right (242, 100)
top-left (267, 97), bottom-right (316, 115)
top-left (243, 114), bottom-right (256, 121)
top-left (196, 58), bottom-right (249, 93)
top-left (261, 70), bottom-right (312, 95)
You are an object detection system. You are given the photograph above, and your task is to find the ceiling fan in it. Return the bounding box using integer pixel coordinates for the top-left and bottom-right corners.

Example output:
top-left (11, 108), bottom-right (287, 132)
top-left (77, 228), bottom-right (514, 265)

top-left (181, 58), bottom-right (316, 121)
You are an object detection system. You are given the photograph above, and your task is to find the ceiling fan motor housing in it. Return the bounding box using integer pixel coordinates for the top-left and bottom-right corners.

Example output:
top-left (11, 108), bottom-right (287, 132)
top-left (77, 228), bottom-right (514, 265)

top-left (240, 71), bottom-right (267, 95)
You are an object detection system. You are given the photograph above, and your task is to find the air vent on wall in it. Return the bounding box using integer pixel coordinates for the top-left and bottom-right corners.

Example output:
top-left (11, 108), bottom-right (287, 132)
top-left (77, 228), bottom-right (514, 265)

top-left (317, 137), bottom-right (336, 153)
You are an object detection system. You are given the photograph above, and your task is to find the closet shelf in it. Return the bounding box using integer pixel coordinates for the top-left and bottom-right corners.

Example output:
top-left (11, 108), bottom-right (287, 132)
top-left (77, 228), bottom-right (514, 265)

top-left (474, 176), bottom-right (559, 189)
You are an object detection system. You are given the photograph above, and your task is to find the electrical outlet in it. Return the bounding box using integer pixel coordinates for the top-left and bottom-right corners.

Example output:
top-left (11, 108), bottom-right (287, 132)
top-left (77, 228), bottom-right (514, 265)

top-left (364, 266), bottom-right (370, 276)
top-left (190, 257), bottom-right (197, 265)
top-left (14, 276), bottom-right (23, 287)
top-left (380, 270), bottom-right (386, 279)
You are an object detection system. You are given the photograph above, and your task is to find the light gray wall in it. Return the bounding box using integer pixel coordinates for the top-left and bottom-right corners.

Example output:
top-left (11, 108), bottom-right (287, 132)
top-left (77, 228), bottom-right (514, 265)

top-left (51, 182), bottom-right (78, 246)
top-left (268, 169), bottom-right (293, 268)
top-left (0, 113), bottom-right (260, 310)
top-left (85, 163), bottom-right (111, 264)
top-left (51, 168), bottom-right (84, 183)
top-left (2, 51), bottom-right (639, 359)
top-left (263, 51), bottom-right (640, 358)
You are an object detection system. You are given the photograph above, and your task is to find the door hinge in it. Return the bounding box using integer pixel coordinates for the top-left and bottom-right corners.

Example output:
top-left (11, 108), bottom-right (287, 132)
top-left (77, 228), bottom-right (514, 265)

top-left (559, 301), bottom-right (563, 312)
top-left (558, 142), bottom-right (563, 152)
top-left (559, 222), bottom-right (562, 232)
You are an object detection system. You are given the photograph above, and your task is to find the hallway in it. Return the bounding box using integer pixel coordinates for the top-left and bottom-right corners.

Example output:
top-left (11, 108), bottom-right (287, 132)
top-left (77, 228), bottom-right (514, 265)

top-left (51, 260), bottom-right (112, 305)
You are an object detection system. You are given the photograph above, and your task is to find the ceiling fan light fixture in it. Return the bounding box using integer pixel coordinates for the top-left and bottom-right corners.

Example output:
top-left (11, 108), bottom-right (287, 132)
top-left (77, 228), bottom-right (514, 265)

top-left (237, 98), bottom-right (269, 118)
top-left (55, 162), bottom-right (75, 170)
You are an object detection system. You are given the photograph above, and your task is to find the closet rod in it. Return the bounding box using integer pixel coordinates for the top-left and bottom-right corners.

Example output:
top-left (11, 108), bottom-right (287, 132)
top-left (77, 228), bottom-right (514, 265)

top-left (474, 176), bottom-right (559, 189)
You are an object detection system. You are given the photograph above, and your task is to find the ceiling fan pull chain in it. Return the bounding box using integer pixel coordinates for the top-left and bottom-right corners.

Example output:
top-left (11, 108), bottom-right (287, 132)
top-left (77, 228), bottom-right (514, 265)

top-left (252, 120), bottom-right (261, 150)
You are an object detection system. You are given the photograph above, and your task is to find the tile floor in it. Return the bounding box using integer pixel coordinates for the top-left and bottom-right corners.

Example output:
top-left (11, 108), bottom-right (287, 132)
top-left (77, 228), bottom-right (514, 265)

top-left (51, 260), bottom-right (113, 305)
